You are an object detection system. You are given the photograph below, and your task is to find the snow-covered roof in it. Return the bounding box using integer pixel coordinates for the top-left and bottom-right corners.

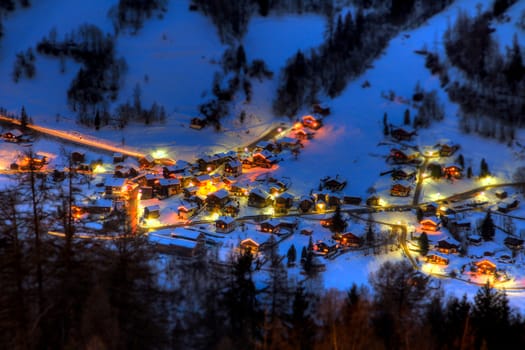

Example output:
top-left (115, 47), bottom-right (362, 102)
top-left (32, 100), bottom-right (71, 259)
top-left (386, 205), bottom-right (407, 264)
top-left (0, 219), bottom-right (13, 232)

top-left (209, 188), bottom-right (229, 199)
top-left (216, 216), bottom-right (235, 224)
top-left (104, 177), bottom-right (127, 187)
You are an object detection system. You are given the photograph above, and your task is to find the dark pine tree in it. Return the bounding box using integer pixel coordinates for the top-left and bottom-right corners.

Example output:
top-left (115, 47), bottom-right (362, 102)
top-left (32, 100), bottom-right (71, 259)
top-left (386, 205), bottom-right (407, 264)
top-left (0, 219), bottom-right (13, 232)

top-left (481, 211), bottom-right (495, 241)
top-left (331, 205), bottom-right (346, 233)
top-left (419, 232), bottom-right (429, 256)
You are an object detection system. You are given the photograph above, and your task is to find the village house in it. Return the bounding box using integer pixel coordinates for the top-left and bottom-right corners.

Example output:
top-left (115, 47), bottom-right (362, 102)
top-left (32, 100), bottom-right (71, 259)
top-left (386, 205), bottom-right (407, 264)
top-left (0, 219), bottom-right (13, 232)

top-left (420, 203), bottom-right (438, 217)
top-left (390, 181), bottom-right (412, 197)
top-left (193, 174), bottom-right (212, 187)
top-left (79, 198), bottom-right (113, 218)
top-left (215, 216), bottom-right (236, 234)
top-left (425, 254), bottom-right (449, 265)
top-left (419, 219), bottom-right (439, 232)
top-left (222, 201), bottom-right (240, 217)
top-left (328, 194), bottom-right (343, 209)
top-left (252, 150), bottom-right (276, 169)
top-left (206, 189), bottom-right (230, 211)
top-left (443, 165), bottom-right (463, 179)
top-left (294, 128), bottom-right (315, 140)
top-left (104, 177), bottom-right (128, 198)
top-left (495, 190), bottom-right (508, 200)
top-left (224, 159), bottom-right (242, 177)
top-left (140, 186), bottom-right (154, 200)
top-left (260, 219), bottom-right (280, 234)
top-left (229, 183), bottom-right (250, 197)
top-left (139, 155), bottom-right (155, 169)
top-left (144, 205), bottom-right (160, 219)
top-left (240, 238), bottom-right (260, 254)
top-left (114, 165), bottom-right (139, 178)
top-left (436, 239), bottom-right (459, 254)
top-left (254, 140), bottom-right (275, 153)
top-left (177, 203), bottom-right (199, 220)
top-left (298, 196), bottom-right (314, 213)
top-left (2, 129), bottom-right (24, 142)
top-left (248, 188), bottom-right (273, 208)
top-left (183, 186), bottom-right (198, 199)
top-left (474, 259), bottom-right (497, 275)
top-left (390, 127), bottom-right (416, 141)
top-left (274, 192), bottom-right (294, 214)
top-left (113, 152), bottom-right (125, 164)
top-left (321, 175), bottom-right (347, 192)
top-left (190, 117), bottom-right (206, 130)
top-left (301, 115), bottom-right (323, 130)
top-left (276, 136), bottom-right (302, 151)
top-left (446, 220), bottom-right (471, 236)
top-left (439, 144), bottom-right (459, 157)
top-left (163, 161), bottom-right (191, 178)
top-left (504, 236), bottom-right (524, 250)
top-left (158, 178), bottom-right (181, 198)
top-left (498, 198), bottom-right (520, 213)
top-left (392, 167), bottom-right (417, 181)
top-left (366, 196), bottom-right (381, 207)
top-left (278, 220), bottom-right (298, 234)
top-left (149, 230), bottom-right (206, 257)
top-left (339, 232), bottom-right (362, 247)
top-left (312, 241), bottom-right (335, 255)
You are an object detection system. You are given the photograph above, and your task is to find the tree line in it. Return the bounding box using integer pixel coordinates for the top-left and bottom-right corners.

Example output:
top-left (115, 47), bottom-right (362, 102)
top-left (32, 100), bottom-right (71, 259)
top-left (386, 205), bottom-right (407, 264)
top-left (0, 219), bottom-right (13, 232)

top-left (109, 0), bottom-right (168, 35)
top-left (273, 0), bottom-right (453, 117)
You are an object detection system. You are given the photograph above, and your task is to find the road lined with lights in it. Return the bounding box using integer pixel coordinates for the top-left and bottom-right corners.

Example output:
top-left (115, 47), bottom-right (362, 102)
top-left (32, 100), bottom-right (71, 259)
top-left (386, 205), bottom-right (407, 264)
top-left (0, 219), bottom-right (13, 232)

top-left (0, 114), bottom-right (145, 158)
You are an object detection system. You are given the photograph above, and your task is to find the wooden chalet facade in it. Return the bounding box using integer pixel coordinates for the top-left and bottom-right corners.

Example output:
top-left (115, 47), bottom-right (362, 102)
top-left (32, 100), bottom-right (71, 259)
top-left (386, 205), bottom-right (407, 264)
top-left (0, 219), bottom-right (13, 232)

top-left (139, 155), bottom-right (155, 169)
top-left (443, 165), bottom-right (463, 179)
top-left (260, 219), bottom-right (280, 234)
top-left (144, 205), bottom-right (160, 219)
top-left (206, 189), bottom-right (230, 211)
top-left (158, 178), bottom-right (181, 198)
top-left (392, 167), bottom-right (417, 181)
top-left (425, 254), bottom-right (449, 265)
top-left (321, 176), bottom-right (347, 192)
top-left (439, 144), bottom-right (459, 157)
top-left (224, 159), bottom-right (242, 177)
top-left (178, 203), bottom-right (198, 220)
top-left (274, 192), bottom-right (294, 214)
top-left (419, 219), bottom-right (439, 232)
top-left (252, 151), bottom-right (275, 169)
top-left (248, 188), bottom-right (273, 208)
top-left (298, 196), bottom-right (314, 213)
top-left (436, 239), bottom-right (459, 254)
top-left (104, 177), bottom-right (128, 198)
top-left (339, 232), bottom-right (362, 247)
top-left (222, 201), bottom-right (240, 217)
top-left (215, 216), bottom-right (236, 233)
top-left (420, 203), bottom-right (438, 217)
top-left (390, 182), bottom-right (411, 197)
top-left (474, 259), bottom-right (497, 275)
top-left (240, 238), bottom-right (260, 254)
top-left (301, 115), bottom-right (323, 130)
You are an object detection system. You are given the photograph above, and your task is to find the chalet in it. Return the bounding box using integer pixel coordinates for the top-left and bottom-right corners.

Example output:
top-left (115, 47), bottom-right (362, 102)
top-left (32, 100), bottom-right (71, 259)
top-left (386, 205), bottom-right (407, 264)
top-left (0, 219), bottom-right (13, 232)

top-left (316, 199), bottom-right (327, 212)
top-left (301, 115), bottom-right (323, 130)
top-left (211, 173), bottom-right (221, 184)
top-left (206, 189), bottom-right (230, 211)
top-left (144, 205), bottom-right (160, 219)
top-left (104, 177), bottom-right (128, 198)
top-left (163, 161), bottom-right (191, 177)
top-left (215, 216), bottom-right (236, 233)
top-left (436, 239), bottom-right (459, 254)
top-left (158, 178), bottom-right (181, 198)
top-left (422, 145), bottom-right (440, 158)
top-left (474, 259), bottom-right (497, 275)
top-left (467, 234), bottom-right (482, 246)
top-left (80, 198), bottom-right (113, 217)
top-left (254, 140), bottom-right (275, 153)
top-left (504, 236), bottom-right (524, 250)
top-left (252, 151), bottom-right (275, 169)
top-left (300, 228), bottom-right (313, 236)
top-left (439, 144), bottom-right (459, 157)
top-left (149, 232), bottom-right (205, 257)
top-left (320, 217), bottom-right (333, 228)
top-left (388, 149), bottom-right (409, 163)
top-left (190, 117), bottom-right (206, 130)
top-left (298, 196), bottom-right (314, 213)
top-left (392, 167), bottom-right (417, 181)
top-left (145, 173), bottom-right (162, 187)
top-left (343, 196), bottom-right (362, 205)
top-left (193, 174), bottom-right (212, 187)
top-left (113, 153), bottom-right (125, 164)
top-left (294, 128), bottom-right (315, 140)
top-left (276, 136), bottom-right (302, 150)
top-left (2, 129), bottom-right (23, 142)
top-left (278, 220), bottom-right (298, 233)
top-left (260, 219), bottom-right (280, 234)
top-left (328, 194), bottom-right (343, 209)
top-left (366, 196), bottom-right (381, 207)
top-left (312, 241), bottom-right (335, 255)
top-left (224, 159), bottom-right (242, 177)
top-left (390, 181), bottom-right (411, 197)
top-left (425, 254), bottom-right (449, 265)
top-left (419, 219), bottom-right (439, 232)
top-left (321, 176), bottom-right (347, 192)
top-left (229, 183), bottom-right (249, 197)
top-left (140, 186), bottom-right (154, 200)
top-left (114, 165), bottom-right (138, 178)
top-left (182, 186), bottom-right (198, 200)
top-left (390, 128), bottom-right (416, 141)
top-left (178, 203), bottom-right (199, 220)
top-left (223, 201), bottom-right (240, 217)
top-left (139, 155), bottom-right (155, 169)
top-left (339, 232), bottom-right (362, 247)
top-left (420, 203), bottom-right (438, 217)
top-left (248, 188), bottom-right (273, 208)
top-left (240, 238), bottom-right (260, 254)
top-left (498, 198), bottom-right (520, 213)
top-left (274, 192), bottom-right (294, 214)
top-left (447, 220), bottom-right (471, 235)
top-left (443, 165), bottom-right (462, 179)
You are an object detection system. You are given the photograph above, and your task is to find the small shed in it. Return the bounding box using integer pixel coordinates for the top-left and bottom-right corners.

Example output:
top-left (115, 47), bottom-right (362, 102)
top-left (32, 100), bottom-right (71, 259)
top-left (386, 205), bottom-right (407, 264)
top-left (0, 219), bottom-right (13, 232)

top-left (144, 205), bottom-right (160, 219)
